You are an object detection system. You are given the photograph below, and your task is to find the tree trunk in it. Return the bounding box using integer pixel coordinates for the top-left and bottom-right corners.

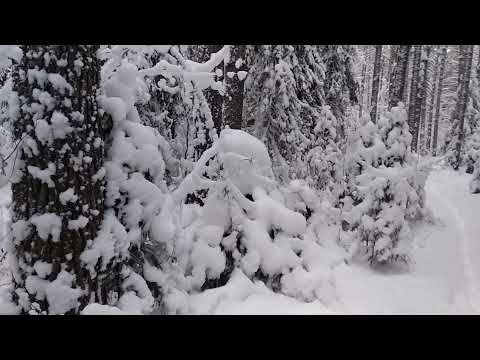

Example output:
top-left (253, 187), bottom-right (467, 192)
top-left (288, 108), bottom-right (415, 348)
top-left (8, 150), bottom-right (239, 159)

top-left (389, 45), bottom-right (411, 108)
top-left (419, 46), bottom-right (432, 154)
top-left (454, 45), bottom-right (474, 170)
top-left (408, 45), bottom-right (422, 152)
top-left (359, 62), bottom-right (367, 119)
top-left (387, 45), bottom-right (398, 101)
top-left (192, 45), bottom-right (224, 134)
top-left (403, 46), bottom-right (414, 104)
top-left (370, 45), bottom-right (383, 123)
top-left (426, 48), bottom-right (440, 153)
top-left (223, 45), bottom-right (248, 129)
top-left (432, 46), bottom-right (448, 156)
top-left (10, 45), bottom-right (122, 314)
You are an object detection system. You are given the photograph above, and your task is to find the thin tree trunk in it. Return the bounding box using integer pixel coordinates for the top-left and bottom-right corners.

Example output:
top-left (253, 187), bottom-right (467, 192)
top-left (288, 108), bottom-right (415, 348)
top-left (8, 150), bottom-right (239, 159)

top-left (223, 45), bottom-right (248, 129)
top-left (432, 46), bottom-right (448, 156)
top-left (359, 62), bottom-right (367, 118)
top-left (189, 45), bottom-right (225, 134)
top-left (403, 46), bottom-right (414, 104)
top-left (387, 45), bottom-right (398, 101)
top-left (419, 46), bottom-right (432, 154)
top-left (408, 45), bottom-right (422, 152)
top-left (204, 45), bottom-right (224, 134)
top-left (454, 45), bottom-right (474, 170)
top-left (389, 45), bottom-right (410, 108)
top-left (426, 48), bottom-right (440, 152)
top-left (370, 45), bottom-right (383, 123)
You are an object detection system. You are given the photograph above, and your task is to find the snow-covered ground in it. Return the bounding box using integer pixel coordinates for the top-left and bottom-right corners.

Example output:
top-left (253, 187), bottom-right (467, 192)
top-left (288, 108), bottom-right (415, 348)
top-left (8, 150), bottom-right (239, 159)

top-left (2, 168), bottom-right (480, 315)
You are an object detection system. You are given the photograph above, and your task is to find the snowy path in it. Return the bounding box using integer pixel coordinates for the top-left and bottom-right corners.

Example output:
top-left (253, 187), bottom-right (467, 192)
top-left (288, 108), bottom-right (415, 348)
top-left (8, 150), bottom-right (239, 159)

top-left (425, 169), bottom-right (480, 312)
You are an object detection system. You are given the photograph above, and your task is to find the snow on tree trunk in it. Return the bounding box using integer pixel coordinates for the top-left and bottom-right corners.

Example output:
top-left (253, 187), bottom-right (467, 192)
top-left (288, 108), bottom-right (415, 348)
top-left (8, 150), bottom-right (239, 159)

top-left (190, 45), bottom-right (224, 134)
top-left (9, 45), bottom-right (123, 314)
top-left (359, 62), bottom-right (367, 119)
top-left (387, 45), bottom-right (397, 100)
top-left (426, 48), bottom-right (440, 153)
top-left (408, 45), bottom-right (422, 152)
top-left (370, 45), bottom-right (382, 123)
top-left (432, 46), bottom-right (447, 156)
top-left (453, 45), bottom-right (474, 170)
top-left (322, 45), bottom-right (358, 141)
top-left (389, 45), bottom-right (410, 108)
top-left (223, 45), bottom-right (248, 129)
top-left (419, 46), bottom-right (432, 154)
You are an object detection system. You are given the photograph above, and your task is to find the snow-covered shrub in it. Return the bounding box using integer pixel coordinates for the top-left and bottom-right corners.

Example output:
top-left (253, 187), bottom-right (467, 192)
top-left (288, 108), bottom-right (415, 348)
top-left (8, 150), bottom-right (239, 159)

top-left (464, 132), bottom-right (480, 174)
top-left (470, 157), bottom-right (480, 193)
top-left (133, 47), bottom-right (219, 183)
top-left (147, 129), bottom-right (312, 308)
top-left (340, 105), bottom-right (428, 265)
top-left (306, 105), bottom-right (343, 192)
top-left (379, 104), bottom-right (429, 221)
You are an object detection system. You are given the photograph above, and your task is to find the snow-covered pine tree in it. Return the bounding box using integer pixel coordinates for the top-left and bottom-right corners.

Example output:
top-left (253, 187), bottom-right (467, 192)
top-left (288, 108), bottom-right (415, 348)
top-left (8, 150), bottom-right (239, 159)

top-left (342, 104), bottom-right (425, 265)
top-left (379, 104), bottom-right (428, 221)
top-left (321, 45), bottom-right (358, 141)
top-left (130, 46), bottom-right (219, 184)
top-left (244, 45), bottom-right (314, 182)
top-left (306, 105), bottom-right (343, 192)
top-left (245, 45), bottom-right (355, 188)
top-left (8, 45), bottom-right (127, 314)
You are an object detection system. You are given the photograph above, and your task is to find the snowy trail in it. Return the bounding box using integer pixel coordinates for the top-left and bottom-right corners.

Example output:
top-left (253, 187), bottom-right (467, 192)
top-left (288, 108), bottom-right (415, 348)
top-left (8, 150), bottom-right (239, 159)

top-left (426, 169), bottom-right (480, 312)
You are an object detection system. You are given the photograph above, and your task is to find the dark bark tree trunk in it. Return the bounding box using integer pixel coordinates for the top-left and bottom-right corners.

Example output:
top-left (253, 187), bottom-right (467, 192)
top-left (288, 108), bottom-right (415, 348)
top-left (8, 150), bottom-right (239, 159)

top-left (223, 45), bottom-right (248, 129)
top-left (10, 45), bottom-right (122, 314)
top-left (389, 45), bottom-right (411, 108)
top-left (432, 46), bottom-right (448, 156)
top-left (408, 45), bottom-right (422, 152)
top-left (370, 45), bottom-right (383, 123)
top-left (426, 47), bottom-right (440, 153)
top-left (454, 45), bottom-right (474, 170)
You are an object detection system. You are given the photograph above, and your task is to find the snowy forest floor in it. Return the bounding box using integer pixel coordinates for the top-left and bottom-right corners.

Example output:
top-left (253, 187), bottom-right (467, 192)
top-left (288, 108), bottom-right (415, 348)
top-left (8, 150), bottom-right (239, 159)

top-left (1, 167), bottom-right (480, 315)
